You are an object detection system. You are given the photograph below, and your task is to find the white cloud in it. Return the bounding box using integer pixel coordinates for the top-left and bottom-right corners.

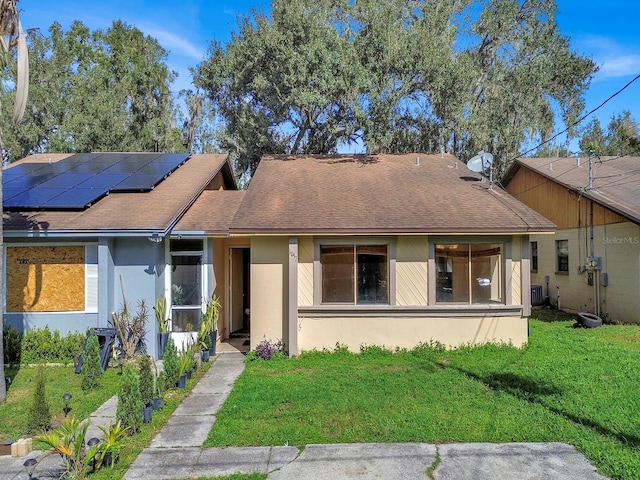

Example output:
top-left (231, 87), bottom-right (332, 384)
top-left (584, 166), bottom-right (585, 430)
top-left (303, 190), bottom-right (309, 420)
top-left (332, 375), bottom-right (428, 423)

top-left (576, 35), bottom-right (640, 80)
top-left (140, 25), bottom-right (205, 61)
top-left (598, 55), bottom-right (640, 79)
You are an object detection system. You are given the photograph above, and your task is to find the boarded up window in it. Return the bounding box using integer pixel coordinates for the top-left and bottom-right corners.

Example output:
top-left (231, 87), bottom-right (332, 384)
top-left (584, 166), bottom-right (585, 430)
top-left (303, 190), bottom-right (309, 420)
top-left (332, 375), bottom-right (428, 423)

top-left (6, 246), bottom-right (85, 312)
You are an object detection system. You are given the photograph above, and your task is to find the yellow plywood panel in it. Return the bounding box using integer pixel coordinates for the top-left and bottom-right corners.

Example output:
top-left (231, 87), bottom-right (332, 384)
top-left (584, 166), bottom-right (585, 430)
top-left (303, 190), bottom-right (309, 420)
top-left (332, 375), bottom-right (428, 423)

top-left (6, 246), bottom-right (85, 312)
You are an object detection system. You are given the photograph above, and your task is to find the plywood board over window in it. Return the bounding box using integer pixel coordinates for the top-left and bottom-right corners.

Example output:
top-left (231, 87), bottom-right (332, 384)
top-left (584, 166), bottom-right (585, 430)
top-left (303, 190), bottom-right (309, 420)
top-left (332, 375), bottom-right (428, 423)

top-left (6, 246), bottom-right (85, 312)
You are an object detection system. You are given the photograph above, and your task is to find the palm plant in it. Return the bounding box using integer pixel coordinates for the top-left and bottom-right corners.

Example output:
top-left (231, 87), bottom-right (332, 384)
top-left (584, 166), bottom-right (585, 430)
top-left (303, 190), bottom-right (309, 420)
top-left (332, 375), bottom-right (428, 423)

top-left (0, 0), bottom-right (30, 404)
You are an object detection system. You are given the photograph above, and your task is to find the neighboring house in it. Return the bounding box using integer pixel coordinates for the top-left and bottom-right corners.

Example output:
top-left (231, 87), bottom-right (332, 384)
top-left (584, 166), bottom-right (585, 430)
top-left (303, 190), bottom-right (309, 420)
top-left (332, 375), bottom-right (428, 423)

top-left (503, 156), bottom-right (640, 323)
top-left (2, 152), bottom-right (240, 358)
top-left (229, 153), bottom-right (555, 354)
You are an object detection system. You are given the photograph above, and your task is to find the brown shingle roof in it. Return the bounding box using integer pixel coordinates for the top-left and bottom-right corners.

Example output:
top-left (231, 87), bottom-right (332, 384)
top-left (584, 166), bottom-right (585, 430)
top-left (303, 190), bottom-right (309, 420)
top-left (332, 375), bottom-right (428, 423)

top-left (231, 153), bottom-right (555, 234)
top-left (508, 157), bottom-right (640, 224)
top-left (174, 190), bottom-right (245, 235)
top-left (4, 154), bottom-right (230, 235)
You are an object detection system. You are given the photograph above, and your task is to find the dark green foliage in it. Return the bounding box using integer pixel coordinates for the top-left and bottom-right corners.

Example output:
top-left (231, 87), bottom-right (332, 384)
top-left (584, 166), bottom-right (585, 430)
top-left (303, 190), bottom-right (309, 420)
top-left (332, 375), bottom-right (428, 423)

top-left (81, 333), bottom-right (103, 393)
top-left (116, 364), bottom-right (143, 435)
top-left (3, 326), bottom-right (22, 365)
top-left (578, 110), bottom-right (640, 156)
top-left (21, 327), bottom-right (85, 364)
top-left (137, 355), bottom-right (154, 407)
top-left (28, 365), bottom-right (51, 433)
top-left (162, 337), bottom-right (180, 388)
top-left (194, 0), bottom-right (597, 179)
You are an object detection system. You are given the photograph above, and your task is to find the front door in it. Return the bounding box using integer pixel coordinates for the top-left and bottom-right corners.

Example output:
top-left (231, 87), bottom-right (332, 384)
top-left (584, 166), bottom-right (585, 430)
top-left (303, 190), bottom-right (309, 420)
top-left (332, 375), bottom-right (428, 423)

top-left (230, 247), bottom-right (250, 336)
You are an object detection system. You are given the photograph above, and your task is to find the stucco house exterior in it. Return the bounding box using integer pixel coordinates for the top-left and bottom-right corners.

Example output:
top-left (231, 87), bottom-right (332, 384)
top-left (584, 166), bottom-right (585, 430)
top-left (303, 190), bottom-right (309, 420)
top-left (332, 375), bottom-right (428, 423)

top-left (503, 156), bottom-right (640, 323)
top-left (2, 152), bottom-right (241, 358)
top-left (229, 153), bottom-right (555, 354)
top-left (3, 151), bottom-right (557, 357)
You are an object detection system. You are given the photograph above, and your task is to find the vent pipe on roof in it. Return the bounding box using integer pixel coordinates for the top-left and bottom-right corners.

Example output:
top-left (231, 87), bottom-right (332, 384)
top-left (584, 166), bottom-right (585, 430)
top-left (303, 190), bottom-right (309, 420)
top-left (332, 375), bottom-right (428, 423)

top-left (549, 162), bottom-right (553, 170)
top-left (415, 156), bottom-right (420, 165)
top-left (576, 157), bottom-right (581, 167)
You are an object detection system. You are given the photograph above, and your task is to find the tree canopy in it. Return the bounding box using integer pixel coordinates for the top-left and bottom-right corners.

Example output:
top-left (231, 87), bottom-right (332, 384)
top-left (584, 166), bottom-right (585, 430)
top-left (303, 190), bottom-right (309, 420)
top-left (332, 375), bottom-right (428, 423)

top-left (194, 0), bottom-right (597, 178)
top-left (579, 110), bottom-right (640, 157)
top-left (1, 20), bottom-right (184, 162)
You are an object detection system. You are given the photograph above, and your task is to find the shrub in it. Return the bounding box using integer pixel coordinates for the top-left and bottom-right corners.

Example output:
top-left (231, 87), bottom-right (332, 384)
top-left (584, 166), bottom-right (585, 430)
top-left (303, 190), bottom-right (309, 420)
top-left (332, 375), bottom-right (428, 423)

top-left (252, 338), bottom-right (286, 361)
top-left (116, 364), bottom-right (143, 435)
top-left (28, 365), bottom-right (51, 433)
top-left (21, 327), bottom-right (84, 364)
top-left (3, 326), bottom-right (22, 365)
top-left (162, 337), bottom-right (180, 388)
top-left (138, 354), bottom-right (154, 407)
top-left (81, 332), bottom-right (103, 393)
top-left (111, 280), bottom-right (148, 359)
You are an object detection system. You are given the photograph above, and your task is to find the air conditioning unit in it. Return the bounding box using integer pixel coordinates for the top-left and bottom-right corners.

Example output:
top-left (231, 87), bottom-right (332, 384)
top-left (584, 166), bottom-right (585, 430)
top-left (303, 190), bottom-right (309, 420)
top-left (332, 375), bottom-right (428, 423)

top-left (531, 285), bottom-right (543, 306)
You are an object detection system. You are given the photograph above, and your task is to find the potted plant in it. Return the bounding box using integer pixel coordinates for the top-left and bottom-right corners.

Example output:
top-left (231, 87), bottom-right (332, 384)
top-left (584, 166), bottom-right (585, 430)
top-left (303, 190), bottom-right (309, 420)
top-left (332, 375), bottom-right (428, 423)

top-left (138, 355), bottom-right (154, 424)
top-left (152, 361), bottom-right (165, 410)
top-left (154, 295), bottom-right (170, 358)
top-left (197, 315), bottom-right (213, 362)
top-left (97, 420), bottom-right (129, 468)
top-left (203, 294), bottom-right (220, 356)
top-left (177, 348), bottom-right (192, 387)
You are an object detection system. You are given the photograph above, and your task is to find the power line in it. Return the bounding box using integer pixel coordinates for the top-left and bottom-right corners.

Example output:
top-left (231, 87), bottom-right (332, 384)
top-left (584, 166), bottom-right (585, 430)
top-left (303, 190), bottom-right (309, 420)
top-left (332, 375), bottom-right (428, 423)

top-left (513, 73), bottom-right (640, 161)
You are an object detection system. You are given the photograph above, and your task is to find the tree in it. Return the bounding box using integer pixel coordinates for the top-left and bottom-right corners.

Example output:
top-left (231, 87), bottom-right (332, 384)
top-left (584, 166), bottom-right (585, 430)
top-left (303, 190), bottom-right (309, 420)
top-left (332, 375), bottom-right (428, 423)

top-left (81, 332), bottom-right (103, 393)
top-left (0, 0), bottom-right (29, 403)
top-left (177, 88), bottom-right (221, 154)
top-left (194, 0), bottom-right (596, 180)
top-left (116, 364), bottom-right (143, 435)
top-left (2, 20), bottom-right (182, 162)
top-left (579, 111), bottom-right (640, 156)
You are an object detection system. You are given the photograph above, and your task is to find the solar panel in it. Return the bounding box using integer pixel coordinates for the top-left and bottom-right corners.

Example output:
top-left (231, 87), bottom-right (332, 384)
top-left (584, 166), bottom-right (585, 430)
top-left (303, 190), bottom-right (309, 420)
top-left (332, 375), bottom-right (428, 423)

top-left (2, 152), bottom-right (190, 210)
top-left (42, 188), bottom-right (103, 209)
top-left (3, 188), bottom-right (68, 209)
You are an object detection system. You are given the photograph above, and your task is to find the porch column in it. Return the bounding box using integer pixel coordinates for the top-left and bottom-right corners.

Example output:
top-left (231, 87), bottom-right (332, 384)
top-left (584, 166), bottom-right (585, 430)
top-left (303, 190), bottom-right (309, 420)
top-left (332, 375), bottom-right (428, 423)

top-left (521, 236), bottom-right (531, 317)
top-left (288, 237), bottom-right (299, 356)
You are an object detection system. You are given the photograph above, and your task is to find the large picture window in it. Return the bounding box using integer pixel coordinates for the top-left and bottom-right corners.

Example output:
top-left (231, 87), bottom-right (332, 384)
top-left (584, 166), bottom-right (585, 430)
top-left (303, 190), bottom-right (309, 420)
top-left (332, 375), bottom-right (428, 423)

top-left (436, 243), bottom-right (503, 304)
top-left (321, 245), bottom-right (388, 304)
top-left (170, 239), bottom-right (203, 332)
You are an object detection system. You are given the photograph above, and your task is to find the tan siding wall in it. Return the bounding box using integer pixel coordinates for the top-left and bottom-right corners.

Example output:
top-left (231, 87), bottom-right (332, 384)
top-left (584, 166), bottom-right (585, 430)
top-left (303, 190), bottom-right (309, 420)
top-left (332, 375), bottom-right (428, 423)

top-left (507, 167), bottom-right (626, 229)
top-left (511, 237), bottom-right (522, 305)
top-left (395, 236), bottom-right (428, 306)
top-left (530, 221), bottom-right (640, 323)
top-left (297, 236), bottom-right (314, 306)
top-left (250, 237), bottom-right (289, 347)
top-left (297, 316), bottom-right (527, 351)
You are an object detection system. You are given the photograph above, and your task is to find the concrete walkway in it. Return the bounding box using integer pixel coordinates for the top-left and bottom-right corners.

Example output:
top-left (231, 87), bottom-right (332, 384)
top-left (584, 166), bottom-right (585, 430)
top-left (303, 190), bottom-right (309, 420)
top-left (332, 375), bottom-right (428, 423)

top-left (2, 349), bottom-right (608, 479)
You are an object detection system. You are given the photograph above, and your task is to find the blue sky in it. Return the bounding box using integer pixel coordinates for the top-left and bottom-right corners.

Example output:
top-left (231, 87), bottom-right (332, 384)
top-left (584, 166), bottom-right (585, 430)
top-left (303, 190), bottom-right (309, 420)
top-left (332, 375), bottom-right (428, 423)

top-left (18, 0), bottom-right (640, 153)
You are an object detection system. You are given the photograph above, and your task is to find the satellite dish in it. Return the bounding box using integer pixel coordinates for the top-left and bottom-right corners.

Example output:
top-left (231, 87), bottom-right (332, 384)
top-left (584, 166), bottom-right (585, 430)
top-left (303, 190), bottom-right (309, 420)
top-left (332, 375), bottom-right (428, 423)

top-left (467, 151), bottom-right (493, 174)
top-left (466, 151), bottom-right (495, 190)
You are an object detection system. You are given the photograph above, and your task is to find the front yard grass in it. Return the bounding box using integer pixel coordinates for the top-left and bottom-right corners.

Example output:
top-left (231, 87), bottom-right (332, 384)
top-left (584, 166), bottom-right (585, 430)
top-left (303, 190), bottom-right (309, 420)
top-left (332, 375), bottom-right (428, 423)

top-left (0, 365), bottom-right (120, 442)
top-left (206, 317), bottom-right (640, 480)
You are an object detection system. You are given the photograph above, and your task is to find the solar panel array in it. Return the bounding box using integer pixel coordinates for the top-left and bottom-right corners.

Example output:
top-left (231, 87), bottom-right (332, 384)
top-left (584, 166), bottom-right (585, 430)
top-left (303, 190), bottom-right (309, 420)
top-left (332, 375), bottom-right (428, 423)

top-left (3, 152), bottom-right (189, 210)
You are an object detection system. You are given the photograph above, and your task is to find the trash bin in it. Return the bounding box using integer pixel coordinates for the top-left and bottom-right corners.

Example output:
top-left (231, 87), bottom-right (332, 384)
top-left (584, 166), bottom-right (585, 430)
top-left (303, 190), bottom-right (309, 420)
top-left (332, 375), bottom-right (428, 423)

top-left (75, 327), bottom-right (117, 373)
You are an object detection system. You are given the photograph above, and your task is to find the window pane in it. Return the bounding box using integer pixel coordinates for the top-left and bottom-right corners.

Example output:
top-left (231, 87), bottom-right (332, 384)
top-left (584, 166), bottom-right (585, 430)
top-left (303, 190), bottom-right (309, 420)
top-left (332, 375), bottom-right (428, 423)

top-left (556, 240), bottom-right (569, 272)
top-left (471, 244), bottom-right (502, 304)
top-left (531, 241), bottom-right (538, 271)
top-left (322, 246), bottom-right (354, 303)
top-left (357, 245), bottom-right (388, 304)
top-left (171, 308), bottom-right (201, 332)
top-left (436, 245), bottom-right (469, 302)
top-left (172, 255), bottom-right (202, 306)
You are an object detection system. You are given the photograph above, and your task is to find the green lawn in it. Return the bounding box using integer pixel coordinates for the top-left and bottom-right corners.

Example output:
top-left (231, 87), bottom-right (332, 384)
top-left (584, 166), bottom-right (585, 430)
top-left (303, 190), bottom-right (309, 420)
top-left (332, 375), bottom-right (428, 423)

top-left (0, 365), bottom-right (121, 442)
top-left (206, 316), bottom-right (640, 480)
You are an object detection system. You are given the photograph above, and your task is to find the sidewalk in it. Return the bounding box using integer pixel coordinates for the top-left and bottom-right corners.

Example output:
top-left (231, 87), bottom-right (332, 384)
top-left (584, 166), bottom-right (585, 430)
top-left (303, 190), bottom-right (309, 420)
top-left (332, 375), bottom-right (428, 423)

top-left (2, 348), bottom-right (607, 480)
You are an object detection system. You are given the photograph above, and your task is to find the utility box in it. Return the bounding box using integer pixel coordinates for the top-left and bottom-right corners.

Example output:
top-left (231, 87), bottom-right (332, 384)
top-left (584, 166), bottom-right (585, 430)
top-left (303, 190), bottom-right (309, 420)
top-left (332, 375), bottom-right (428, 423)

top-left (586, 257), bottom-right (602, 270)
top-left (531, 285), bottom-right (543, 306)
top-left (600, 272), bottom-right (609, 287)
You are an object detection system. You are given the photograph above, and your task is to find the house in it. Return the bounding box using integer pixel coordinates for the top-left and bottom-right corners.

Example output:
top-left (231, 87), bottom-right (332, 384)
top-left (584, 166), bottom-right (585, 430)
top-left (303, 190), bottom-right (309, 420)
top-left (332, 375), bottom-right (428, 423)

top-left (2, 152), bottom-right (241, 358)
top-left (503, 156), bottom-right (640, 323)
top-left (229, 153), bottom-right (555, 354)
top-left (3, 151), bottom-right (558, 357)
